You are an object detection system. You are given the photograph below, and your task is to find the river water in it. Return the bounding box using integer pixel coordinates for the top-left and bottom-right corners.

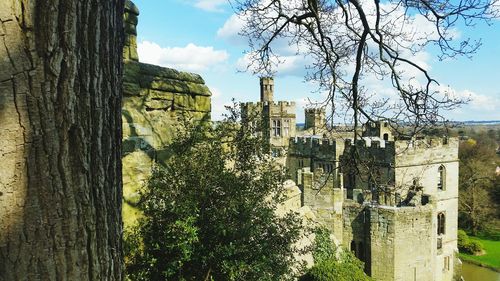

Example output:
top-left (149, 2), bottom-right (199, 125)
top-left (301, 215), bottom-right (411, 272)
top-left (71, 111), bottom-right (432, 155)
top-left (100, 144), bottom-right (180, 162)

top-left (462, 262), bottom-right (500, 281)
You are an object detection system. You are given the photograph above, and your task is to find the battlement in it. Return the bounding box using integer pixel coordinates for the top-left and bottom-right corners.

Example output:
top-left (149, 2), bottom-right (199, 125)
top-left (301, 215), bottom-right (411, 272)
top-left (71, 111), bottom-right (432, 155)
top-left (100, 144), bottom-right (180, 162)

top-left (394, 136), bottom-right (458, 151)
top-left (344, 136), bottom-right (458, 151)
top-left (289, 136), bottom-right (337, 158)
top-left (343, 136), bottom-right (458, 166)
top-left (305, 107), bottom-right (326, 113)
top-left (305, 107), bottom-right (327, 132)
top-left (277, 101), bottom-right (296, 106)
top-left (344, 137), bottom-right (392, 149)
top-left (242, 101), bottom-right (296, 118)
top-left (241, 101), bottom-right (295, 107)
top-left (292, 136), bottom-right (335, 146)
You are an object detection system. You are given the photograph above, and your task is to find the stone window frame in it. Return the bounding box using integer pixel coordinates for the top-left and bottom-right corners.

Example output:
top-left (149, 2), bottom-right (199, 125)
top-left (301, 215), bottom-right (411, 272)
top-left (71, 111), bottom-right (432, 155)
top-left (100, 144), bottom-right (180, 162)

top-left (437, 212), bottom-right (446, 236)
top-left (283, 119), bottom-right (290, 136)
top-left (272, 119), bottom-right (281, 137)
top-left (438, 165), bottom-right (446, 191)
top-left (443, 255), bottom-right (450, 271)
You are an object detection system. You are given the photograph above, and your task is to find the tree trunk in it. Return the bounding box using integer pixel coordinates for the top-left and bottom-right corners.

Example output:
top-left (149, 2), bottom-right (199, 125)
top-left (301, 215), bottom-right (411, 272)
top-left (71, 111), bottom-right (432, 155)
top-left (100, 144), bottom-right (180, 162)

top-left (0, 0), bottom-right (123, 280)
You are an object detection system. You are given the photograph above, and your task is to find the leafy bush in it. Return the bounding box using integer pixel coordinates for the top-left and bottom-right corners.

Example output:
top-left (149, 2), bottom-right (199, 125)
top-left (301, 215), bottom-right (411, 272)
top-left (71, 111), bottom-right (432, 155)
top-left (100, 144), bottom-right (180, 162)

top-left (300, 253), bottom-right (372, 281)
top-left (311, 227), bottom-right (336, 263)
top-left (458, 229), bottom-right (484, 254)
top-left (457, 229), bottom-right (469, 248)
top-left (302, 227), bottom-right (372, 281)
top-left (125, 111), bottom-right (305, 281)
top-left (463, 240), bottom-right (484, 254)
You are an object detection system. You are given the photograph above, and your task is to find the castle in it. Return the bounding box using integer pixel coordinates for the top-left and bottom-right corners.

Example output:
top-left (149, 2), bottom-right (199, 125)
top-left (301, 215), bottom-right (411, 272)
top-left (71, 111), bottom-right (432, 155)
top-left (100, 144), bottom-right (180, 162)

top-left (241, 77), bottom-right (296, 155)
top-left (122, 1), bottom-right (460, 278)
top-left (242, 78), bottom-right (460, 281)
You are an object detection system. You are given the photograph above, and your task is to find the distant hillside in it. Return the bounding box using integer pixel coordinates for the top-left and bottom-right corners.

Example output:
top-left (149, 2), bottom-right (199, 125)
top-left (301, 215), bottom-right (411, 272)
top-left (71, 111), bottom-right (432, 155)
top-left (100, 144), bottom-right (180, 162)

top-left (457, 120), bottom-right (500, 125)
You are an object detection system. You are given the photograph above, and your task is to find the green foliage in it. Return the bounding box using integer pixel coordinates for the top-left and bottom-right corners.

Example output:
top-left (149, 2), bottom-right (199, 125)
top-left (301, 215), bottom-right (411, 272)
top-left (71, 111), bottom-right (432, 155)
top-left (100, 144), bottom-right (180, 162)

top-left (458, 129), bottom-right (500, 234)
top-left (458, 229), bottom-right (483, 254)
top-left (300, 252), bottom-right (372, 281)
top-left (125, 108), bottom-right (304, 281)
top-left (301, 227), bottom-right (372, 281)
top-left (311, 227), bottom-right (336, 263)
top-left (457, 229), bottom-right (469, 248)
top-left (459, 235), bottom-right (500, 269)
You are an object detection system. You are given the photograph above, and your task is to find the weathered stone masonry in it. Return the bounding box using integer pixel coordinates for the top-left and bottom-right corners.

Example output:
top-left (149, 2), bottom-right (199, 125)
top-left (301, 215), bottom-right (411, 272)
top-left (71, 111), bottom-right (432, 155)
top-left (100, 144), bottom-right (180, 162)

top-left (121, 1), bottom-right (211, 226)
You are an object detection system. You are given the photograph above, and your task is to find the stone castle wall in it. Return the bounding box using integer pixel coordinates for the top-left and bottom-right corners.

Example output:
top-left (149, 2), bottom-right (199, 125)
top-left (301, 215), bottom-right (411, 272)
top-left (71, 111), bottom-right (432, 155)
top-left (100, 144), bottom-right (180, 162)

top-left (287, 137), bottom-right (340, 183)
top-left (342, 203), bottom-right (435, 281)
top-left (298, 168), bottom-right (343, 239)
top-left (370, 205), bottom-right (435, 281)
top-left (241, 100), bottom-right (296, 150)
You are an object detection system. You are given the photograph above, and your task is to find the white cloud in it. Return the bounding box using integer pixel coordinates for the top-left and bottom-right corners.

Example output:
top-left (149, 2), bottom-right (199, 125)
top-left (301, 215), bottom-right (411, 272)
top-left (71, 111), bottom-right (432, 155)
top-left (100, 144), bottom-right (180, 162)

top-left (192, 0), bottom-right (227, 12)
top-left (235, 52), bottom-right (310, 77)
top-left (217, 14), bottom-right (246, 44)
top-left (444, 87), bottom-right (500, 111)
top-left (138, 41), bottom-right (229, 72)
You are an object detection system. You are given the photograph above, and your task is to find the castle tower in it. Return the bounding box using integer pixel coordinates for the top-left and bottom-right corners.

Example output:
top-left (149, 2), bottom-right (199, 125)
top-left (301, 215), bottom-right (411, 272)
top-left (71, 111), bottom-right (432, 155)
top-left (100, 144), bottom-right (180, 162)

top-left (305, 107), bottom-right (326, 133)
top-left (362, 120), bottom-right (393, 141)
top-left (260, 77), bottom-right (274, 102)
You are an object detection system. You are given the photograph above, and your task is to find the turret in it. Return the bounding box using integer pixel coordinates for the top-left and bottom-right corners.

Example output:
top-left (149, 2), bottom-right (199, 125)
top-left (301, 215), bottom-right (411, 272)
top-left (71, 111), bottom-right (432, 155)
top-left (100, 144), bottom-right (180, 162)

top-left (362, 120), bottom-right (393, 141)
top-left (260, 77), bottom-right (274, 102)
top-left (304, 107), bottom-right (326, 133)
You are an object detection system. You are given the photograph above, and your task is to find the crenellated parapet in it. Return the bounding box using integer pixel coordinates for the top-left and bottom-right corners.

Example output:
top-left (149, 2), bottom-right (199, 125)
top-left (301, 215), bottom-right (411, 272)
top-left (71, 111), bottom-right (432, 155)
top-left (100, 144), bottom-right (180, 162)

top-left (289, 136), bottom-right (337, 159)
top-left (342, 136), bottom-right (459, 167)
top-left (394, 137), bottom-right (459, 166)
top-left (304, 107), bottom-right (327, 132)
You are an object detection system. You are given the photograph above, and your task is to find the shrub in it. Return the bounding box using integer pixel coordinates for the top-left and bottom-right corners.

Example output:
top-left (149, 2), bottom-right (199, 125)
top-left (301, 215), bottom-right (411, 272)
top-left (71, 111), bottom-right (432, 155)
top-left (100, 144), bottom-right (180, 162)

top-left (124, 113), bottom-right (305, 281)
top-left (302, 227), bottom-right (372, 281)
top-left (300, 254), bottom-right (372, 281)
top-left (466, 240), bottom-right (484, 254)
top-left (457, 229), bottom-right (469, 249)
top-left (458, 229), bottom-right (484, 254)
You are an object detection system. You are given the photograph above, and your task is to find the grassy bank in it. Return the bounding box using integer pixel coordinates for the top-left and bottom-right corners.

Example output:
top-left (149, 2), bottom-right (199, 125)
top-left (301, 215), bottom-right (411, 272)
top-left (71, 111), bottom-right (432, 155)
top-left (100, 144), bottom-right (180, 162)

top-left (459, 236), bottom-right (500, 271)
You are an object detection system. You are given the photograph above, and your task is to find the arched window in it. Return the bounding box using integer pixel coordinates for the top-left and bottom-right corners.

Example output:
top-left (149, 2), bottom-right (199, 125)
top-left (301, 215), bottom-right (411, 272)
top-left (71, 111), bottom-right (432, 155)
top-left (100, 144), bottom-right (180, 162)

top-left (438, 165), bottom-right (446, 190)
top-left (438, 212), bottom-right (446, 235)
top-left (383, 133), bottom-right (389, 141)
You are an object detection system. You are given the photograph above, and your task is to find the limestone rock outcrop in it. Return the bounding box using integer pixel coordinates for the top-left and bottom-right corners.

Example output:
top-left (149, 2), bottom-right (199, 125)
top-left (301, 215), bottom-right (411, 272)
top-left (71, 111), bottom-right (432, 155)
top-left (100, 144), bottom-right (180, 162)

top-left (122, 1), bottom-right (211, 226)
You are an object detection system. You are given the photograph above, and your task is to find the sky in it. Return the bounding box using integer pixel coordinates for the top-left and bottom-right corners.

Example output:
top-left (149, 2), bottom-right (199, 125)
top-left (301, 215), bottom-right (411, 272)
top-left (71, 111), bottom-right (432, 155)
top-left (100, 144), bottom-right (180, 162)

top-left (133, 0), bottom-right (500, 122)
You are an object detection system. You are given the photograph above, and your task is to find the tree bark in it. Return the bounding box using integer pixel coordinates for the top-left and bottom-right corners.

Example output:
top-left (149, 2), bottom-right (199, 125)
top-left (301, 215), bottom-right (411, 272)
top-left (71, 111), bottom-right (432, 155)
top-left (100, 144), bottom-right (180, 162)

top-left (0, 0), bottom-right (123, 280)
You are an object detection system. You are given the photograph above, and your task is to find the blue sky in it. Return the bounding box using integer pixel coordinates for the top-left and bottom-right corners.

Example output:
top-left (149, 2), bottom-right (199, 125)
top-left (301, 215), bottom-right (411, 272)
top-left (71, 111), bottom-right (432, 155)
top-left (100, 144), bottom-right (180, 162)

top-left (133, 0), bottom-right (500, 122)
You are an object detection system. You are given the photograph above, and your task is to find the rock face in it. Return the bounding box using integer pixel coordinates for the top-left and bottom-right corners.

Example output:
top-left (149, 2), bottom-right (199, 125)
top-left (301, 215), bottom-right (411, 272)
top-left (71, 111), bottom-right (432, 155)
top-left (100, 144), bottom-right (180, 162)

top-left (122, 1), bottom-right (211, 226)
top-left (124, 1), bottom-right (139, 62)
